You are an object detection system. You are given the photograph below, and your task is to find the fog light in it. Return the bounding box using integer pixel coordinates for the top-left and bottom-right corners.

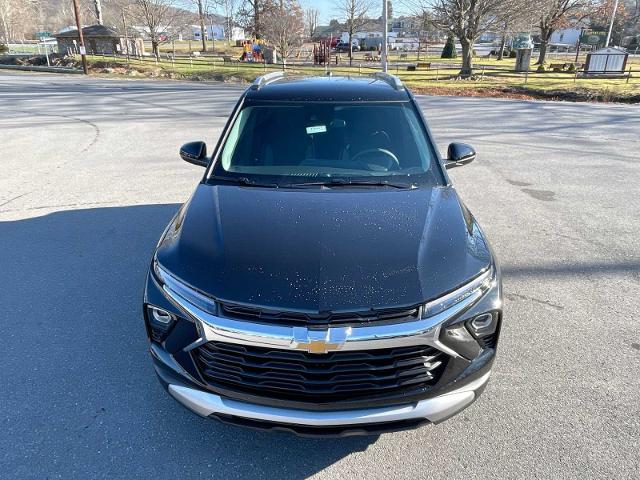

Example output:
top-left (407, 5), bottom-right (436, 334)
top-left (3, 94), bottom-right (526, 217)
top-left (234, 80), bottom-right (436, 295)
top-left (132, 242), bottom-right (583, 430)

top-left (472, 313), bottom-right (493, 330)
top-left (150, 306), bottom-right (174, 325)
top-left (147, 305), bottom-right (176, 343)
top-left (468, 312), bottom-right (496, 336)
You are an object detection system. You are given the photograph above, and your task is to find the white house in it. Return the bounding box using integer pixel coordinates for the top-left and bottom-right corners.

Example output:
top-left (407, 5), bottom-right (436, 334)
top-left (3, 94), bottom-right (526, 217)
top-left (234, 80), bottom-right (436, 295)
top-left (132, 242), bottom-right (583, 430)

top-left (550, 28), bottom-right (582, 46)
top-left (191, 25), bottom-right (244, 42)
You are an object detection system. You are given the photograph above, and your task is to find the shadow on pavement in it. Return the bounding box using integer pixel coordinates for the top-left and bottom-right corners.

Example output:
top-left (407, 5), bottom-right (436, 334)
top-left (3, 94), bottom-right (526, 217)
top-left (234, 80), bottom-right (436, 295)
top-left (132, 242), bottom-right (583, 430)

top-left (0, 204), bottom-right (377, 479)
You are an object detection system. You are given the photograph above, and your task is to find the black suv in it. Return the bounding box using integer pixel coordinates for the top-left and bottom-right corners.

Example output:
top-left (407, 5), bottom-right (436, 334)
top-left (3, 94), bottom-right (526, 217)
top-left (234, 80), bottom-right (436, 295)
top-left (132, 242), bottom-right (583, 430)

top-left (143, 73), bottom-right (502, 436)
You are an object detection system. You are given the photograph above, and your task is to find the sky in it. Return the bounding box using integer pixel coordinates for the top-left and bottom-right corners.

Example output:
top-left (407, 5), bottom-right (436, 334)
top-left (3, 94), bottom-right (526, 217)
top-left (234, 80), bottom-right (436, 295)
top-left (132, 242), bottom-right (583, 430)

top-left (299, 1), bottom-right (410, 25)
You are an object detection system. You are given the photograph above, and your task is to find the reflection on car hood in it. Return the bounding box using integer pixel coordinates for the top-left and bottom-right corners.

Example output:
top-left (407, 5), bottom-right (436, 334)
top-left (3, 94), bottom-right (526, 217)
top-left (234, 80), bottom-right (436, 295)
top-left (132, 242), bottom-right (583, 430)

top-left (156, 184), bottom-right (492, 312)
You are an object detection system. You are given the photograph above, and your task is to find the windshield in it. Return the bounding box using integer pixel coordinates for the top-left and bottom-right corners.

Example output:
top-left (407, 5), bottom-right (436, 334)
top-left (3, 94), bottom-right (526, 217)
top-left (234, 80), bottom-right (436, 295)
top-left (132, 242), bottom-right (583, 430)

top-left (209, 101), bottom-right (443, 187)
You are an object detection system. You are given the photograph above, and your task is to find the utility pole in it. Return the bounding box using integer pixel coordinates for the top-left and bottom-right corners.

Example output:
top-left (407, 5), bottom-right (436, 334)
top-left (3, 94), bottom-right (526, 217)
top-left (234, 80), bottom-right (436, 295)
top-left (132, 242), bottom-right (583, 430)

top-left (94, 0), bottom-right (103, 25)
top-left (574, 26), bottom-right (584, 63)
top-left (381, 0), bottom-right (388, 72)
top-left (605, 0), bottom-right (620, 47)
top-left (72, 0), bottom-right (88, 74)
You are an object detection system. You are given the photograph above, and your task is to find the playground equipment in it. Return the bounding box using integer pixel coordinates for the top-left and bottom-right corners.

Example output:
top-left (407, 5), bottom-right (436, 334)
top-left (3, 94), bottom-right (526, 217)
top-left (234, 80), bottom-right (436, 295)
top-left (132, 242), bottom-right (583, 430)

top-left (313, 42), bottom-right (331, 66)
top-left (239, 39), bottom-right (264, 62)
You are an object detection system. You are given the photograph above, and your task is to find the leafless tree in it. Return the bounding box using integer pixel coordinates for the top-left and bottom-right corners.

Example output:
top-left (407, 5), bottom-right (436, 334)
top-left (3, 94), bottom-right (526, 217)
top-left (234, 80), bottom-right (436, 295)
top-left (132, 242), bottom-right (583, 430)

top-left (591, 0), bottom-right (629, 45)
top-left (194, 0), bottom-right (208, 51)
top-left (629, 0), bottom-right (639, 34)
top-left (494, 5), bottom-right (538, 60)
top-left (0, 0), bottom-right (38, 43)
top-left (242, 0), bottom-right (267, 38)
top-left (216, 0), bottom-right (238, 44)
top-left (305, 7), bottom-right (319, 38)
top-left (130, 0), bottom-right (186, 57)
top-left (94, 0), bottom-right (103, 24)
top-left (535, 0), bottom-right (590, 65)
top-left (411, 8), bottom-right (435, 60)
top-left (402, 0), bottom-right (525, 76)
top-left (263, 0), bottom-right (304, 63)
top-left (335, 0), bottom-right (373, 65)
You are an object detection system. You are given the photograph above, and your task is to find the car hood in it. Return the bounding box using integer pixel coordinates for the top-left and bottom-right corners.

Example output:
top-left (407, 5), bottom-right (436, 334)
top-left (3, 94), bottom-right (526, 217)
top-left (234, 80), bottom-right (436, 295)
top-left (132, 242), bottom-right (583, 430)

top-left (155, 183), bottom-right (492, 313)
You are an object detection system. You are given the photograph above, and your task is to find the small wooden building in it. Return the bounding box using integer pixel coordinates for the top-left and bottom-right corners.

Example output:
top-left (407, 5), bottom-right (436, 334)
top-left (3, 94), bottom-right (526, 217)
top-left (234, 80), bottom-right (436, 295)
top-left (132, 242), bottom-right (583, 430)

top-left (56, 25), bottom-right (145, 56)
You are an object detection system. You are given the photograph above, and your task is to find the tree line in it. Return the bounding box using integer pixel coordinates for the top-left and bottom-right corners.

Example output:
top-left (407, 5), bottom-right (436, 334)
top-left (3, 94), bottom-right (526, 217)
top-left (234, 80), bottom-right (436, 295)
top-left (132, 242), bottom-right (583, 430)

top-left (403, 0), bottom-right (638, 75)
top-left (1, 0), bottom-right (638, 75)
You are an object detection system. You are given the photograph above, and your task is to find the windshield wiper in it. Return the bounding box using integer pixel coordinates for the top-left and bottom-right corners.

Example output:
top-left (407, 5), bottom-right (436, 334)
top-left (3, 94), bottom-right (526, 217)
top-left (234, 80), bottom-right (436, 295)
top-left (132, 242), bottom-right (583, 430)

top-left (286, 179), bottom-right (417, 189)
top-left (210, 175), bottom-right (279, 188)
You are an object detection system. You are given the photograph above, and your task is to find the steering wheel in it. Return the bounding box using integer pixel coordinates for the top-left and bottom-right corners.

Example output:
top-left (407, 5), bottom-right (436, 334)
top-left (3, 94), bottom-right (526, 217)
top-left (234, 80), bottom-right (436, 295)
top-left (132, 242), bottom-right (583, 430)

top-left (350, 148), bottom-right (400, 171)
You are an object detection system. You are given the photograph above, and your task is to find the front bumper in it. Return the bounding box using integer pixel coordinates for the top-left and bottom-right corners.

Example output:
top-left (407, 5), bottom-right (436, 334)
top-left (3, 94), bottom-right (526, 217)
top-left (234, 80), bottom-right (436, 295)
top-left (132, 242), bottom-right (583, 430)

top-left (150, 340), bottom-right (493, 436)
top-left (144, 262), bottom-right (502, 435)
top-left (170, 370), bottom-right (490, 427)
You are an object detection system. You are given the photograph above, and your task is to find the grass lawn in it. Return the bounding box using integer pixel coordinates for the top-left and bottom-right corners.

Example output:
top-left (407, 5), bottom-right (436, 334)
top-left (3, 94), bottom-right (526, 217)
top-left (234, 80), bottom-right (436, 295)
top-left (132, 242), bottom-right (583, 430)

top-left (82, 52), bottom-right (640, 103)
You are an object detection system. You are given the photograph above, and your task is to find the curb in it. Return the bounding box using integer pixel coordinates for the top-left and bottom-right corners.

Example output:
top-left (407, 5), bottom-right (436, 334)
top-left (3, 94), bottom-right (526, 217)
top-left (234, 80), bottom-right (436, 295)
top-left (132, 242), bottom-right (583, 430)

top-left (0, 64), bottom-right (82, 74)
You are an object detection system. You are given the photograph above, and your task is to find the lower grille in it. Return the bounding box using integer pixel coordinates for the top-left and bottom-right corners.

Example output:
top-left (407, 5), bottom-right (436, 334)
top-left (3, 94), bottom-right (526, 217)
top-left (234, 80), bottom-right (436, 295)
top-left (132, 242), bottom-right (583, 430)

top-left (194, 341), bottom-right (448, 403)
top-left (480, 333), bottom-right (498, 349)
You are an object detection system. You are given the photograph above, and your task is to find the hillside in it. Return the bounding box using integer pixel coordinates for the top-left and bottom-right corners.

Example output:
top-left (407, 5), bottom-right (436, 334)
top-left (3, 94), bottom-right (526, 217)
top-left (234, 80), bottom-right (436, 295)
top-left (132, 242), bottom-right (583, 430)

top-left (34, 0), bottom-right (208, 36)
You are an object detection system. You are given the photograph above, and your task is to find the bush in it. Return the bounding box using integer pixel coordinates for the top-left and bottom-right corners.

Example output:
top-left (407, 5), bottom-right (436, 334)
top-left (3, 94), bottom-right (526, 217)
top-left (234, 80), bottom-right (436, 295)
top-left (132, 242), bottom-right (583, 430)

top-left (536, 64), bottom-right (546, 72)
top-left (567, 63), bottom-right (576, 72)
top-left (441, 35), bottom-right (457, 59)
top-left (0, 44), bottom-right (8, 54)
top-left (509, 50), bottom-right (517, 58)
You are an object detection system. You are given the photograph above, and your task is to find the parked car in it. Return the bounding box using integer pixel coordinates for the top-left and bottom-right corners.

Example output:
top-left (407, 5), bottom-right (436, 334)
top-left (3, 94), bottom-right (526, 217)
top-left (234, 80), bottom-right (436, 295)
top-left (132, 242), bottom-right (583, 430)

top-left (143, 72), bottom-right (503, 436)
top-left (335, 41), bottom-right (359, 52)
top-left (318, 36), bottom-right (339, 48)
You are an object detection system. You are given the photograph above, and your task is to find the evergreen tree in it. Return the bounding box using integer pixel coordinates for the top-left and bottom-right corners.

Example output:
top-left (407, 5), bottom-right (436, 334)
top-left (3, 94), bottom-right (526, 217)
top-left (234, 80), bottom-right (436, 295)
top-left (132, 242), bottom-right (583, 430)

top-left (441, 34), bottom-right (457, 58)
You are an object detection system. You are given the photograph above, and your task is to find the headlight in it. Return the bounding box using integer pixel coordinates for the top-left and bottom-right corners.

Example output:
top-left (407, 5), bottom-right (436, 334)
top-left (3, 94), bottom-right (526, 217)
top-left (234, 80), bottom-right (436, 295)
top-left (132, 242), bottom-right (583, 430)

top-left (153, 258), bottom-right (218, 316)
top-left (421, 266), bottom-right (494, 319)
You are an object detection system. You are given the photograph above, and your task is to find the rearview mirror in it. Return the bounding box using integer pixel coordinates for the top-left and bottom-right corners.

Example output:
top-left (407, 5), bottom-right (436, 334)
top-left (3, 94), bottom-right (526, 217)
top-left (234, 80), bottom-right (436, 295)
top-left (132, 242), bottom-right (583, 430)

top-left (180, 141), bottom-right (208, 167)
top-left (445, 143), bottom-right (476, 169)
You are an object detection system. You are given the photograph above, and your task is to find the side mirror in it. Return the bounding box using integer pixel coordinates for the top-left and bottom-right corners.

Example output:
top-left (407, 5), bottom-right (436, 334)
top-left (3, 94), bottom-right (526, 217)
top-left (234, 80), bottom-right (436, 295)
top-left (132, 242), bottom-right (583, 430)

top-left (180, 141), bottom-right (208, 167)
top-left (445, 143), bottom-right (476, 169)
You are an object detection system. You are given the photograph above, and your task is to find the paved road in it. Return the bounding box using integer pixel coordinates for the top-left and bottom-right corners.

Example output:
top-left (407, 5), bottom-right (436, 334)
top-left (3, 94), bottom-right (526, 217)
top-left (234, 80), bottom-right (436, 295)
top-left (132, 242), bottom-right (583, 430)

top-left (1, 72), bottom-right (639, 480)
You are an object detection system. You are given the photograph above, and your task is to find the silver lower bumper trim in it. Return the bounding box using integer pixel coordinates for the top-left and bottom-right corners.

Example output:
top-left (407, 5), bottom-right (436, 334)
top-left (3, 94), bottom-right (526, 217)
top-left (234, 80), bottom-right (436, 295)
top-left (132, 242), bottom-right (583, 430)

top-left (168, 371), bottom-right (491, 427)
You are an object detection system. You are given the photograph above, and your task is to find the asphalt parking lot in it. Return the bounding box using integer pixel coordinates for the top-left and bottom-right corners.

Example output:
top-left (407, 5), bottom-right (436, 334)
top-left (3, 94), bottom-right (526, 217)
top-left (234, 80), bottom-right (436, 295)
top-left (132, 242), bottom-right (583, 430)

top-left (1, 72), bottom-right (639, 479)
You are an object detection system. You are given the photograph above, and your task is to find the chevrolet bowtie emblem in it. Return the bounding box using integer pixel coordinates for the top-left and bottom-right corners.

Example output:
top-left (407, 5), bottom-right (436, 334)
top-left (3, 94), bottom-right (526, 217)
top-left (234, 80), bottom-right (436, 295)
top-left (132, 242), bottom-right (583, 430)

top-left (291, 326), bottom-right (351, 354)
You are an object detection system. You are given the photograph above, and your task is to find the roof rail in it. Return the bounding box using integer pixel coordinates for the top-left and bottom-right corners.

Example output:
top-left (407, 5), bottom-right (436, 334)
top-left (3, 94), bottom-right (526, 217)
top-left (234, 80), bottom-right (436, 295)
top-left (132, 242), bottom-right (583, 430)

top-left (251, 71), bottom-right (286, 90)
top-left (372, 72), bottom-right (404, 90)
